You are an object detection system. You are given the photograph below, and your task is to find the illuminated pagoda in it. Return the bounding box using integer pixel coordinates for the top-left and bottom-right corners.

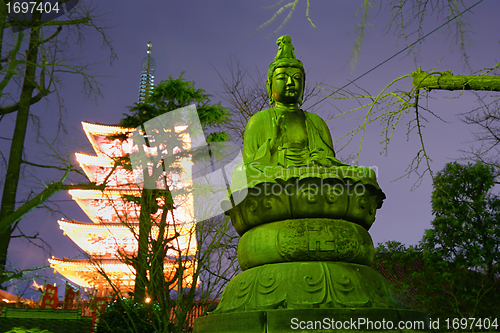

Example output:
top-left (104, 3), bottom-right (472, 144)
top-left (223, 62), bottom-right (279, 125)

top-left (49, 44), bottom-right (196, 296)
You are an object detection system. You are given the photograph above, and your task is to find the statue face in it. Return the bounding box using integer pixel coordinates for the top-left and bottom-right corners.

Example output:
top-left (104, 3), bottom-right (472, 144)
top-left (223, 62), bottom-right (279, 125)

top-left (271, 67), bottom-right (304, 105)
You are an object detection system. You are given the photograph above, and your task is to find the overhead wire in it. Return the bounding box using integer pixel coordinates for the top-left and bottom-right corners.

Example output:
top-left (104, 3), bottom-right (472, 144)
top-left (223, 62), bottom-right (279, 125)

top-left (308, 0), bottom-right (485, 110)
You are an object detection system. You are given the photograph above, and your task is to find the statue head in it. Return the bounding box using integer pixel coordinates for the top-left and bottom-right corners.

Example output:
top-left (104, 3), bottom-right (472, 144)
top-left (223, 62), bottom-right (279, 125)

top-left (266, 36), bottom-right (306, 106)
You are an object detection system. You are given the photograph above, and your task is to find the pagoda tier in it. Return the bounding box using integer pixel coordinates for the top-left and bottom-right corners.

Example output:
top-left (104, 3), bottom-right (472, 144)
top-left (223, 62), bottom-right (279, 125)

top-left (69, 189), bottom-right (142, 224)
top-left (48, 257), bottom-right (196, 294)
top-left (75, 153), bottom-right (140, 189)
top-left (57, 218), bottom-right (196, 258)
top-left (48, 257), bottom-right (137, 292)
top-left (69, 189), bottom-right (193, 224)
top-left (50, 120), bottom-right (196, 295)
top-left (81, 122), bottom-right (134, 159)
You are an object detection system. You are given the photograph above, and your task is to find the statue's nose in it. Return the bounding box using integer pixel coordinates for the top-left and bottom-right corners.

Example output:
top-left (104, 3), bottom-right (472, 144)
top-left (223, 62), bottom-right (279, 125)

top-left (286, 76), bottom-right (294, 85)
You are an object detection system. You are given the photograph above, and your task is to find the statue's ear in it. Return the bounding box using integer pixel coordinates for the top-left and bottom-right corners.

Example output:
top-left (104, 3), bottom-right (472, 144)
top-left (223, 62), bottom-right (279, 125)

top-left (266, 79), bottom-right (275, 105)
top-left (298, 84), bottom-right (304, 105)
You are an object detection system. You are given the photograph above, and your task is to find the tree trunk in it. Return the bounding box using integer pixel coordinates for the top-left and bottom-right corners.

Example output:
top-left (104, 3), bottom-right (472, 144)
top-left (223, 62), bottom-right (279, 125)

top-left (0, 3), bottom-right (6, 62)
top-left (0, 14), bottom-right (41, 284)
top-left (149, 205), bottom-right (167, 303)
top-left (412, 69), bottom-right (500, 92)
top-left (134, 186), bottom-right (153, 302)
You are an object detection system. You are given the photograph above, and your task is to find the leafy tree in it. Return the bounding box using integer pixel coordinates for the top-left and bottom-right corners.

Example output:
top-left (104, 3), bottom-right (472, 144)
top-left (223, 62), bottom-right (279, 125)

top-left (426, 162), bottom-right (500, 278)
top-left (374, 162), bottom-right (500, 326)
top-left (422, 161), bottom-right (499, 316)
top-left (95, 74), bottom-right (238, 333)
top-left (373, 242), bottom-right (489, 326)
top-left (119, 73), bottom-right (229, 301)
top-left (373, 241), bottom-right (424, 309)
top-left (0, 1), bottom-right (115, 289)
top-left (95, 298), bottom-right (162, 333)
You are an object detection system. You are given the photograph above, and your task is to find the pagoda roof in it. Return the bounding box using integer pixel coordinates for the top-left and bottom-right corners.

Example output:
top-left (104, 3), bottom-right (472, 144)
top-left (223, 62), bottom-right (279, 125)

top-left (48, 256), bottom-right (195, 291)
top-left (75, 153), bottom-right (140, 188)
top-left (59, 218), bottom-right (138, 228)
top-left (75, 153), bottom-right (114, 167)
top-left (69, 188), bottom-right (140, 199)
top-left (68, 189), bottom-right (142, 224)
top-left (50, 256), bottom-right (177, 265)
top-left (0, 289), bottom-right (27, 303)
top-left (81, 121), bottom-right (134, 136)
top-left (81, 122), bottom-right (134, 159)
top-left (49, 256), bottom-right (136, 289)
top-left (68, 188), bottom-right (195, 225)
top-left (59, 218), bottom-right (188, 228)
top-left (57, 218), bottom-right (197, 258)
top-left (58, 218), bottom-right (139, 256)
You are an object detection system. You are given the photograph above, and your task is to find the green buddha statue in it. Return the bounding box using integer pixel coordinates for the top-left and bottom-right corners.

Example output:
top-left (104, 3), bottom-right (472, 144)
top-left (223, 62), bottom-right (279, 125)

top-left (194, 36), bottom-right (430, 333)
top-left (224, 35), bottom-right (385, 237)
top-left (243, 36), bottom-right (345, 168)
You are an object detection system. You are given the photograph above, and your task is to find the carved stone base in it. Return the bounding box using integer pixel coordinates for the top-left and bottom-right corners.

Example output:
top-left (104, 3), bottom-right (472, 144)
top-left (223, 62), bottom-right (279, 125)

top-left (193, 308), bottom-right (430, 333)
top-left (238, 219), bottom-right (374, 270)
top-left (213, 262), bottom-right (401, 313)
top-left (224, 167), bottom-right (386, 236)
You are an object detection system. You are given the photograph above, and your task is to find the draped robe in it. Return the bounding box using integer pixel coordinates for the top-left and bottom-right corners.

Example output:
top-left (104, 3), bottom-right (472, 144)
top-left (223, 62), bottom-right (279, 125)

top-left (243, 107), bottom-right (343, 168)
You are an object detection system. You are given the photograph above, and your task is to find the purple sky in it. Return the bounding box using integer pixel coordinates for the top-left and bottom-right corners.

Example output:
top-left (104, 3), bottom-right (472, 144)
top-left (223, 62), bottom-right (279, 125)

top-left (3, 0), bottom-right (500, 297)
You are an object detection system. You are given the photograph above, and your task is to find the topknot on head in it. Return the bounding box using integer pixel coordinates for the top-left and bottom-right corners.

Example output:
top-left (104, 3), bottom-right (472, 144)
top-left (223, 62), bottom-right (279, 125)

top-left (267, 36), bottom-right (305, 105)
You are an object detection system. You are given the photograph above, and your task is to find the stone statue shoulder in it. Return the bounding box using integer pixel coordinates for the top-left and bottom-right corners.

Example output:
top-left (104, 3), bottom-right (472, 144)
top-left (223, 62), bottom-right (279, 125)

top-left (245, 107), bottom-right (274, 129)
top-left (242, 108), bottom-right (275, 165)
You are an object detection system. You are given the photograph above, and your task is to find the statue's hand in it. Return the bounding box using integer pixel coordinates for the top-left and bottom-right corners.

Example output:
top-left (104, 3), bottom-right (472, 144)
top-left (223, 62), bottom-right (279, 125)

top-left (307, 148), bottom-right (331, 167)
top-left (270, 114), bottom-right (284, 153)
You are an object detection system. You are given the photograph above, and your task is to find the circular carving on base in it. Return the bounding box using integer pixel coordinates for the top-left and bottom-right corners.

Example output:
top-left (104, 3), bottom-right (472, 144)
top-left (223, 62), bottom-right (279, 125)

top-left (237, 219), bottom-right (374, 270)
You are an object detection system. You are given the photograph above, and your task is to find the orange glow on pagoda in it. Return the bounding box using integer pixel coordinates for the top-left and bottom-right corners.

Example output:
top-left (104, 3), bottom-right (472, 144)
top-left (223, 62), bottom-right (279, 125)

top-left (49, 121), bottom-right (196, 296)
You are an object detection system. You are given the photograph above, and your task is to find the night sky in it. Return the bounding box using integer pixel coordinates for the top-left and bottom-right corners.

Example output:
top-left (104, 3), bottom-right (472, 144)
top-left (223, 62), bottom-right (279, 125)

top-left (3, 0), bottom-right (499, 297)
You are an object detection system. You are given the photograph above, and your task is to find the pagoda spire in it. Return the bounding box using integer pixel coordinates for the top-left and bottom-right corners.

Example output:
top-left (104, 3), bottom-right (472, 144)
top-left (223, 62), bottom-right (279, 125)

top-left (138, 42), bottom-right (156, 102)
